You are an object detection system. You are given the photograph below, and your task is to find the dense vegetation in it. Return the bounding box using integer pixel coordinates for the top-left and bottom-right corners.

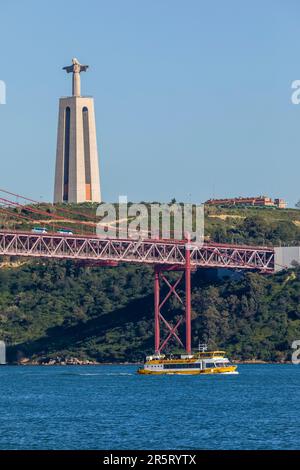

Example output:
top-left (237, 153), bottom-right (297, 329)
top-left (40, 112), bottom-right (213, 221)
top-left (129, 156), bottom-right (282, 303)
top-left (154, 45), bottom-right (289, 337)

top-left (206, 205), bottom-right (300, 246)
top-left (1, 204), bottom-right (300, 363)
top-left (2, 202), bottom-right (300, 246)
top-left (0, 258), bottom-right (299, 363)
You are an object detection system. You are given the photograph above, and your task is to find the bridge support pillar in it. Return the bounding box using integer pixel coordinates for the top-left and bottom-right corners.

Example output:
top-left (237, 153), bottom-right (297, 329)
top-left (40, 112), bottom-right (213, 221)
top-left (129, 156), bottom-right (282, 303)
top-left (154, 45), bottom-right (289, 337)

top-left (153, 242), bottom-right (192, 354)
top-left (154, 266), bottom-right (160, 354)
top-left (185, 241), bottom-right (192, 355)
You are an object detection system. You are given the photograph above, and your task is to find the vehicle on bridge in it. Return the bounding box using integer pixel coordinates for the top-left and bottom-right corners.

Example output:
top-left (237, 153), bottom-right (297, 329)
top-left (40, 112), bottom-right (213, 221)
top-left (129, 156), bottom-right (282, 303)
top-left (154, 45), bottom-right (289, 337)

top-left (57, 229), bottom-right (74, 235)
top-left (32, 227), bottom-right (48, 234)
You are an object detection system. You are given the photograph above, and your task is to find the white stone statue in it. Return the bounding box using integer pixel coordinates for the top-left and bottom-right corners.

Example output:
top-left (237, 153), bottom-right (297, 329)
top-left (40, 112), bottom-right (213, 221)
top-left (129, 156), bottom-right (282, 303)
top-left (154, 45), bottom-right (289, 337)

top-left (63, 58), bottom-right (89, 97)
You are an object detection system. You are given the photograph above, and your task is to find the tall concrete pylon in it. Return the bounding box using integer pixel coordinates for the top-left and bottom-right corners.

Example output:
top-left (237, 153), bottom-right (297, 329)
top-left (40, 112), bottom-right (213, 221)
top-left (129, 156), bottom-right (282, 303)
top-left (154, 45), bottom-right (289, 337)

top-left (0, 341), bottom-right (6, 365)
top-left (54, 58), bottom-right (101, 203)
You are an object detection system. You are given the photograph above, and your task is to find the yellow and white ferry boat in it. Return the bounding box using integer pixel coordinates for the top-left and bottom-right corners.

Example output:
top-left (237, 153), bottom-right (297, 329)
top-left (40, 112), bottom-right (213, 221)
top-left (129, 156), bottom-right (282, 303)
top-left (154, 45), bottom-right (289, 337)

top-left (138, 345), bottom-right (238, 375)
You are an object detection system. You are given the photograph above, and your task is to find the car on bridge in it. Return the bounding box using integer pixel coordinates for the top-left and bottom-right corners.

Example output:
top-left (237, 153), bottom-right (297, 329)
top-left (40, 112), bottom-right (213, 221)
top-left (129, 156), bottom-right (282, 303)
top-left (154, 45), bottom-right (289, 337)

top-left (57, 229), bottom-right (74, 235)
top-left (32, 227), bottom-right (48, 234)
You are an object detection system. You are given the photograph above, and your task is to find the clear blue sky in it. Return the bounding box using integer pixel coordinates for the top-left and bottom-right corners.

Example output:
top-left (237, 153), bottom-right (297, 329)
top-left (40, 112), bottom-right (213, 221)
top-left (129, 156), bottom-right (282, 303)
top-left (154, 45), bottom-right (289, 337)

top-left (0, 0), bottom-right (299, 206)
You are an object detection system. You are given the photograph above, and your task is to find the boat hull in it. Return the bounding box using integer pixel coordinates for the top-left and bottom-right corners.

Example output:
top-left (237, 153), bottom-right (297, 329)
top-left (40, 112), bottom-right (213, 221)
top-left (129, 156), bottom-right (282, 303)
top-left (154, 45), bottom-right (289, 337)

top-left (138, 365), bottom-right (238, 375)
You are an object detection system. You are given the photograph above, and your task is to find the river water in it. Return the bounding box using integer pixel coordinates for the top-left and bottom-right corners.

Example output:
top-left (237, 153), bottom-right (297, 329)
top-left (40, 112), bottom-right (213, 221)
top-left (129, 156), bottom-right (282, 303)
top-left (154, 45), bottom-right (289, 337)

top-left (0, 364), bottom-right (299, 449)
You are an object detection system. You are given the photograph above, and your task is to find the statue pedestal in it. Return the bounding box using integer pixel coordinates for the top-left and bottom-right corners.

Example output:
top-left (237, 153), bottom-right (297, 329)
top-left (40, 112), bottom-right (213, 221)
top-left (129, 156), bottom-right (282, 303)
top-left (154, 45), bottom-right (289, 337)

top-left (54, 95), bottom-right (101, 203)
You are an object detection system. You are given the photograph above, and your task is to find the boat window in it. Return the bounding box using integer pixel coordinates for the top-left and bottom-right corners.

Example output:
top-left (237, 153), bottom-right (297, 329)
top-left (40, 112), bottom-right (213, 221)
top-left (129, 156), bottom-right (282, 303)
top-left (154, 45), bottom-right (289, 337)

top-left (205, 362), bottom-right (216, 368)
top-left (163, 363), bottom-right (200, 370)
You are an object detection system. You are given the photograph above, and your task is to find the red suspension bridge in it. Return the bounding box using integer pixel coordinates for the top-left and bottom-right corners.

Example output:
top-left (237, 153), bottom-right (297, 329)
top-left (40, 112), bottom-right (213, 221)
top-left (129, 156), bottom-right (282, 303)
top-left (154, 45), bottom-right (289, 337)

top-left (0, 188), bottom-right (275, 355)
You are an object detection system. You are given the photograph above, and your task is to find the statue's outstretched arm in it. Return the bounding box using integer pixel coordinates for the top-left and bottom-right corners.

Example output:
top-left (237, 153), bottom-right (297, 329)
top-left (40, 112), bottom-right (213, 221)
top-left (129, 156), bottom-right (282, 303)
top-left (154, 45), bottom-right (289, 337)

top-left (63, 65), bottom-right (74, 73)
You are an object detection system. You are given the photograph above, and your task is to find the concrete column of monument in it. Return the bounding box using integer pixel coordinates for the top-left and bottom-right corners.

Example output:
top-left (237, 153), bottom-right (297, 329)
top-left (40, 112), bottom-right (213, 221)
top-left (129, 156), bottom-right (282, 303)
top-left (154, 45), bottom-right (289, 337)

top-left (53, 58), bottom-right (102, 203)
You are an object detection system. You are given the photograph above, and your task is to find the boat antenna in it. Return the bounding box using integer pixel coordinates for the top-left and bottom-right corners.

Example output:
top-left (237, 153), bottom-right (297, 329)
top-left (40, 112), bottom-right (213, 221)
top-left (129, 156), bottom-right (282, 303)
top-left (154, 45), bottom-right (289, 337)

top-left (198, 341), bottom-right (207, 353)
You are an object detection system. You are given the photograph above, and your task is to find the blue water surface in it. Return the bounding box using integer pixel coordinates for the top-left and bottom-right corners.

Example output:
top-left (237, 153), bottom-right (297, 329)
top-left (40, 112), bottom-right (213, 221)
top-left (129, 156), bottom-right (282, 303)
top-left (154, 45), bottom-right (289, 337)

top-left (0, 364), bottom-right (299, 450)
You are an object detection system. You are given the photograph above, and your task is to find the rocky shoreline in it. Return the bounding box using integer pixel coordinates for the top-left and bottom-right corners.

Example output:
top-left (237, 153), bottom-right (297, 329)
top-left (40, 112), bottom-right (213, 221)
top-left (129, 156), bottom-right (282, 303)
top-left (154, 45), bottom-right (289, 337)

top-left (15, 357), bottom-right (137, 366)
top-left (6, 356), bottom-right (291, 366)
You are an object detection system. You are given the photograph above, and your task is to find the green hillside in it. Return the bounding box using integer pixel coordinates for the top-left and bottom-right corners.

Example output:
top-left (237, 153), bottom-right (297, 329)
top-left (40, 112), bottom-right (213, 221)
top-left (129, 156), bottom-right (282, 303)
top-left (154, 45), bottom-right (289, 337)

top-left (0, 259), bottom-right (299, 363)
top-left (0, 203), bottom-right (300, 364)
top-left (205, 205), bottom-right (300, 245)
top-left (2, 202), bottom-right (300, 245)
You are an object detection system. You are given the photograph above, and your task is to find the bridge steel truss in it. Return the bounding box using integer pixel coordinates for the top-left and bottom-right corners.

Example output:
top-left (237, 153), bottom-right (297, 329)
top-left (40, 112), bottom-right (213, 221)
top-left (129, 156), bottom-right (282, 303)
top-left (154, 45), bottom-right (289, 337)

top-left (0, 231), bottom-right (275, 354)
